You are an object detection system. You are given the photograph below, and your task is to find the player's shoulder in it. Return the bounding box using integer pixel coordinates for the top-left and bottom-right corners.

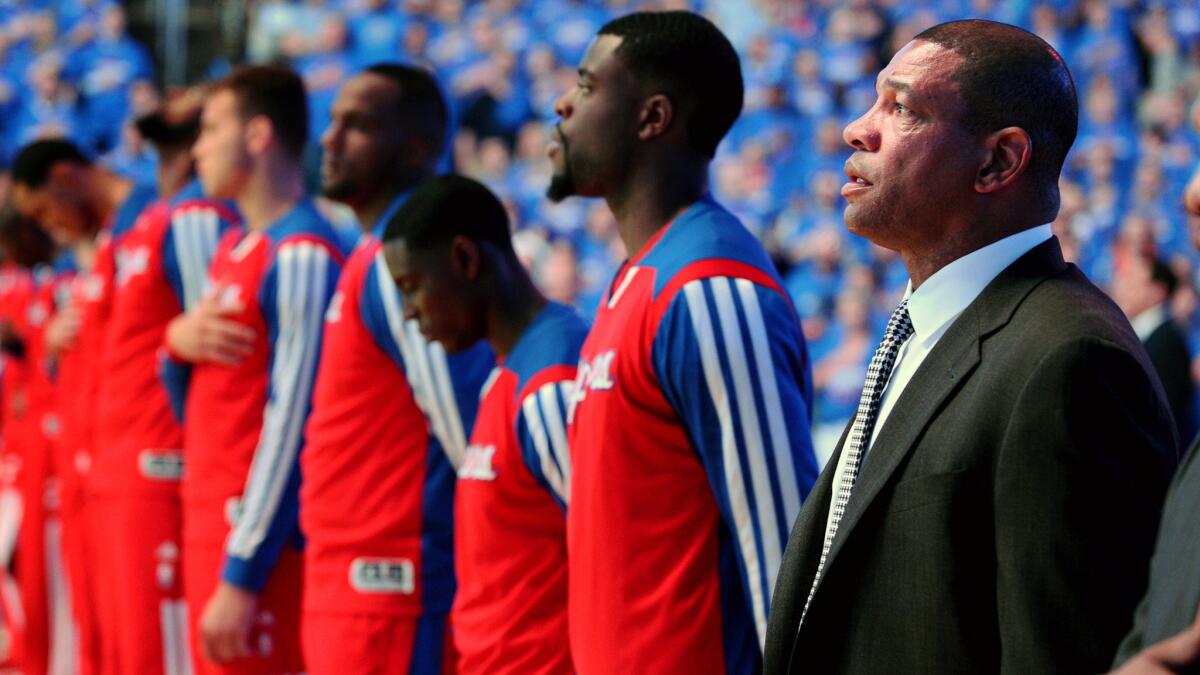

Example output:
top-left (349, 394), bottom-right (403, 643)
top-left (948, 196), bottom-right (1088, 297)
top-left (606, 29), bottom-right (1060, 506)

top-left (639, 195), bottom-right (784, 300)
top-left (168, 182), bottom-right (239, 224)
top-left (267, 200), bottom-right (348, 260)
top-left (114, 181), bottom-right (159, 237)
top-left (508, 301), bottom-right (588, 397)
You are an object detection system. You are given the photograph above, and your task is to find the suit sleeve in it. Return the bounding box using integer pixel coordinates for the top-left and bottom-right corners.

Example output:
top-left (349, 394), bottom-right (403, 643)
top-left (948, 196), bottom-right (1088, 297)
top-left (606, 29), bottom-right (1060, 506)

top-left (360, 247), bottom-right (493, 468)
top-left (162, 203), bottom-right (234, 310)
top-left (993, 336), bottom-right (1177, 672)
top-left (651, 275), bottom-right (819, 650)
top-left (515, 376), bottom-right (575, 509)
top-left (222, 239), bottom-right (339, 591)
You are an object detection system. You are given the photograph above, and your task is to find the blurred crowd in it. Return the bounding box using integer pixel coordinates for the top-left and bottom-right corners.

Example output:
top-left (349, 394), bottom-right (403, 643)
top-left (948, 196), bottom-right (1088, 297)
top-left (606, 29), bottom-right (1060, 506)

top-left (2, 0), bottom-right (1200, 460)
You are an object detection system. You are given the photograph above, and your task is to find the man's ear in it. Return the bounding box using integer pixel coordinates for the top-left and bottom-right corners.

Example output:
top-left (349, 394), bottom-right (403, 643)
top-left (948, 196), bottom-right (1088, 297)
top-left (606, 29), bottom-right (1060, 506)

top-left (638, 93), bottom-right (675, 142)
top-left (244, 115), bottom-right (273, 157)
top-left (449, 235), bottom-right (482, 281)
top-left (975, 126), bottom-right (1031, 194)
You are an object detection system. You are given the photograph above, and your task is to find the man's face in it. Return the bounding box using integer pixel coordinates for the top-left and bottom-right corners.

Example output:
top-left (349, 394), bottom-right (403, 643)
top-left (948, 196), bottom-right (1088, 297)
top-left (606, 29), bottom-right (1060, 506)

top-left (547, 34), bottom-right (641, 202)
top-left (192, 89), bottom-right (251, 200)
top-left (320, 73), bottom-right (407, 207)
top-left (1111, 253), bottom-right (1162, 319)
top-left (384, 238), bottom-right (483, 353)
top-left (12, 170), bottom-right (96, 246)
top-left (840, 40), bottom-right (980, 252)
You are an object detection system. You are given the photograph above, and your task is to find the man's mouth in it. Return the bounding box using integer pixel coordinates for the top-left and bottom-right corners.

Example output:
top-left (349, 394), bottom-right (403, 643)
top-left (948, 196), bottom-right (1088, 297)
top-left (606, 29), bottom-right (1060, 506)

top-left (842, 161), bottom-right (874, 198)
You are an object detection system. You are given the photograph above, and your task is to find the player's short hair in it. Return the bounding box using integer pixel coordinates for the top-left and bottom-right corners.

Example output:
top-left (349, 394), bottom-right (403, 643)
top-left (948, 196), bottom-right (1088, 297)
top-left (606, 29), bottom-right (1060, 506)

top-left (598, 10), bottom-right (743, 158)
top-left (11, 139), bottom-right (89, 189)
top-left (136, 85), bottom-right (206, 155)
top-left (914, 19), bottom-right (1077, 216)
top-left (382, 174), bottom-right (512, 255)
top-left (363, 62), bottom-right (449, 162)
top-left (213, 64), bottom-right (309, 160)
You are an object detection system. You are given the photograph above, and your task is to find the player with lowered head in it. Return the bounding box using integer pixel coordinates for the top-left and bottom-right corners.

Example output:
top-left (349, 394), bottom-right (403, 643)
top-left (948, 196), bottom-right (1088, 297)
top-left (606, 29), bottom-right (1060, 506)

top-left (384, 175), bottom-right (585, 674)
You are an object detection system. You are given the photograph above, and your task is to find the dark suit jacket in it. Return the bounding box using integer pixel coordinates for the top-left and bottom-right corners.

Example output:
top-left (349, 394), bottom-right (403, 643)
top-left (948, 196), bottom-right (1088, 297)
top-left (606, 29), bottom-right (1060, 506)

top-left (1114, 434), bottom-right (1200, 666)
top-left (764, 238), bottom-right (1178, 674)
top-left (1143, 318), bottom-right (1195, 442)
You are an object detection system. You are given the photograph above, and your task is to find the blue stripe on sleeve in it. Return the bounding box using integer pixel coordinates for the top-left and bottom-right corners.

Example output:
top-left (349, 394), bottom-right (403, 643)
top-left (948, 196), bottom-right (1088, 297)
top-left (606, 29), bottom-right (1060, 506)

top-left (222, 240), bottom-right (337, 591)
top-left (651, 276), bottom-right (817, 655)
top-left (162, 205), bottom-right (228, 310)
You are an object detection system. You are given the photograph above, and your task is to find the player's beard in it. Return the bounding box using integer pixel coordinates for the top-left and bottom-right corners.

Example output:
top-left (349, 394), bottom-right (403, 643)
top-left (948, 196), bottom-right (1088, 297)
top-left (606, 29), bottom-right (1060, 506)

top-left (546, 124), bottom-right (575, 203)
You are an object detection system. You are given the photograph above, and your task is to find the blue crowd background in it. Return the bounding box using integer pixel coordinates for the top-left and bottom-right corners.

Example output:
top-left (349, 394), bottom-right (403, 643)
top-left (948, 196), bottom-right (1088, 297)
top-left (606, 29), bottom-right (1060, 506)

top-left (1, 0), bottom-right (1199, 460)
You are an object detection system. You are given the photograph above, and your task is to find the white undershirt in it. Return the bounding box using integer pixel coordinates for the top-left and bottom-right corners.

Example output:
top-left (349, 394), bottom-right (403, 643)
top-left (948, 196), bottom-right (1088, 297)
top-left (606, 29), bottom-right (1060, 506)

top-left (822, 224), bottom-right (1052, 538)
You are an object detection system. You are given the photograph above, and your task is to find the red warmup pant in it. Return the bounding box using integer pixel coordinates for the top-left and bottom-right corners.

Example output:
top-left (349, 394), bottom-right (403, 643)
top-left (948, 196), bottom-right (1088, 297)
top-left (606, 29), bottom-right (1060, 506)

top-left (110, 493), bottom-right (187, 675)
top-left (88, 495), bottom-right (123, 675)
top-left (185, 544), bottom-right (304, 675)
top-left (59, 483), bottom-right (98, 675)
top-left (302, 612), bottom-right (456, 675)
top-left (9, 420), bottom-right (68, 675)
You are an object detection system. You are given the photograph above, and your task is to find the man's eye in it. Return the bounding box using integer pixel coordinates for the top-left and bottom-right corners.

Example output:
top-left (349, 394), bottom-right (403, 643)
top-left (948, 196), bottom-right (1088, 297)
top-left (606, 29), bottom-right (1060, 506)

top-left (577, 81), bottom-right (591, 93)
top-left (894, 102), bottom-right (909, 114)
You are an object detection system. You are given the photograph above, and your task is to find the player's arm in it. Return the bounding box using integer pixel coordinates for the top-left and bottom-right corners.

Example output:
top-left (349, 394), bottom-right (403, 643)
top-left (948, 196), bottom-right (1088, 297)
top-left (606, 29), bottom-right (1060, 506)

top-left (515, 370), bottom-right (576, 509)
top-left (200, 238), bottom-right (339, 660)
top-left (158, 203), bottom-right (239, 420)
top-left (361, 249), bottom-right (493, 467)
top-left (993, 337), bottom-right (1176, 673)
top-left (162, 202), bottom-right (235, 311)
top-left (652, 274), bottom-right (819, 651)
top-left (221, 238), bottom-right (340, 590)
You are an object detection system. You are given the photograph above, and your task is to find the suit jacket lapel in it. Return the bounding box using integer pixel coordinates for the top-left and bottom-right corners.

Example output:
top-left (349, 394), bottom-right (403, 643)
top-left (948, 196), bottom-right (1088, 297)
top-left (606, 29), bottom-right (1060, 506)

top-left (812, 237), bottom-right (1069, 587)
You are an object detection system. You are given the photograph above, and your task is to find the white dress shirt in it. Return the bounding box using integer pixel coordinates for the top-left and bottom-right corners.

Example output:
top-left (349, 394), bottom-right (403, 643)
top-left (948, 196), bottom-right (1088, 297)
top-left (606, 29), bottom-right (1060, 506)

top-left (1130, 303), bottom-right (1167, 342)
top-left (823, 224), bottom-right (1052, 538)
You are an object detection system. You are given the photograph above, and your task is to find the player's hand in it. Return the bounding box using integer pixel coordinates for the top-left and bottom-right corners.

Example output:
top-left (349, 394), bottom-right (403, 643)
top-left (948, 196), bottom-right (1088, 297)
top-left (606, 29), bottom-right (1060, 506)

top-left (165, 294), bottom-right (255, 365)
top-left (44, 303), bottom-right (81, 355)
top-left (198, 582), bottom-right (257, 664)
top-left (1110, 605), bottom-right (1200, 674)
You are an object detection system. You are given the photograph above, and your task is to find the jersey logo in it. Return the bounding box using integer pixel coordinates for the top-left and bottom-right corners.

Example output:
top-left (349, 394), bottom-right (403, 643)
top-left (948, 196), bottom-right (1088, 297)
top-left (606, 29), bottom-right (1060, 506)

top-left (137, 450), bottom-right (184, 481)
top-left (80, 273), bottom-right (105, 301)
top-left (348, 557), bottom-right (415, 594)
top-left (215, 284), bottom-right (243, 312)
top-left (459, 444), bottom-right (498, 481)
top-left (325, 291), bottom-right (344, 323)
top-left (568, 350), bottom-right (617, 423)
top-left (115, 245), bottom-right (150, 286)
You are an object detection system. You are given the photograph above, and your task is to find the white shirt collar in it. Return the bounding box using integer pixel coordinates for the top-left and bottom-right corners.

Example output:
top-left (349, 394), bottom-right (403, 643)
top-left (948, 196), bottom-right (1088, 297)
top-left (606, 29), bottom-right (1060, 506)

top-left (1131, 303), bottom-right (1168, 342)
top-left (902, 224), bottom-right (1053, 344)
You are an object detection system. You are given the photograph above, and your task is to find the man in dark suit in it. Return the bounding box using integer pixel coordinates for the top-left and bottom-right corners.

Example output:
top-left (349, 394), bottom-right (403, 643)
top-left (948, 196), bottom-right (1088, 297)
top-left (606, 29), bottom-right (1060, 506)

top-left (763, 19), bottom-right (1178, 674)
top-left (1108, 148), bottom-right (1200, 675)
top-left (1114, 254), bottom-right (1195, 442)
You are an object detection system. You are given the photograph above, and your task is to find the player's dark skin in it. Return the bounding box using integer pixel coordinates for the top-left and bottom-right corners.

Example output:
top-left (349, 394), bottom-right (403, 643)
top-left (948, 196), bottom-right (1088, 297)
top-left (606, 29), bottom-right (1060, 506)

top-left (548, 34), bottom-right (709, 257)
top-left (387, 235), bottom-right (545, 359)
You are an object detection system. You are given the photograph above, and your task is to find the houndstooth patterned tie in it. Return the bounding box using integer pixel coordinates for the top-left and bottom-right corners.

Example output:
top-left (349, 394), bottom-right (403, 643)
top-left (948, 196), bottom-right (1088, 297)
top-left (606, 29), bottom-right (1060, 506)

top-left (799, 298), bottom-right (914, 627)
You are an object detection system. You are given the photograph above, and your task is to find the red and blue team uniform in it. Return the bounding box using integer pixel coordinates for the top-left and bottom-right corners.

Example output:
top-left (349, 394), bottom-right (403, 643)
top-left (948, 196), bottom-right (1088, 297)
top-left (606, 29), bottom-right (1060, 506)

top-left (97, 179), bottom-right (236, 675)
top-left (453, 301), bottom-right (586, 675)
top-left (58, 182), bottom-right (158, 675)
top-left (566, 195), bottom-right (818, 674)
top-left (161, 199), bottom-right (344, 674)
top-left (300, 194), bottom-right (493, 675)
top-left (0, 260), bottom-right (64, 674)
